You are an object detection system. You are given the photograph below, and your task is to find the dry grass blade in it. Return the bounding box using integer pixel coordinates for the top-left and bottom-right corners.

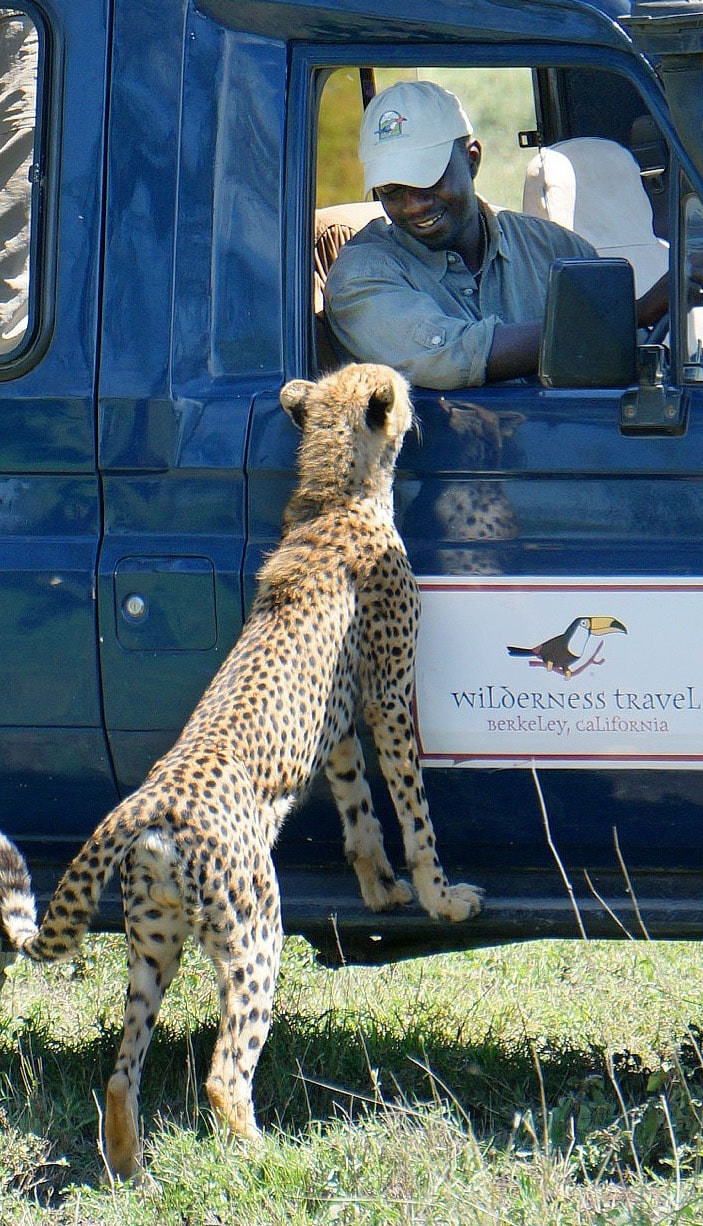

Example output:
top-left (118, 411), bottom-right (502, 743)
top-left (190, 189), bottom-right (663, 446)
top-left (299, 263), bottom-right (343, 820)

top-left (530, 763), bottom-right (588, 940)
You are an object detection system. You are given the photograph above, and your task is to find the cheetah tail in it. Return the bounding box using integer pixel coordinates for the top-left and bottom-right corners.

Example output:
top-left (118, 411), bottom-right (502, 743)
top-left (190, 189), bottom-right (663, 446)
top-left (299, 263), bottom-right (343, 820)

top-left (0, 831), bottom-right (38, 952)
top-left (0, 798), bottom-right (141, 964)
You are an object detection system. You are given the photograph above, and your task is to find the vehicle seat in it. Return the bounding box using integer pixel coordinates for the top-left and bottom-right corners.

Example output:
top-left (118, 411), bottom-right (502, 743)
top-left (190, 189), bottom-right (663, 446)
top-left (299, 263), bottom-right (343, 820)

top-left (313, 201), bottom-right (386, 368)
top-left (522, 136), bottom-right (668, 296)
top-left (314, 201), bottom-right (386, 310)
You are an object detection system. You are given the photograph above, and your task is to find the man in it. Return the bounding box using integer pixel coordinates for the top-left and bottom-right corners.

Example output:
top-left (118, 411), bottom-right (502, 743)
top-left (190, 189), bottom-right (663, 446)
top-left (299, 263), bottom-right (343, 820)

top-left (324, 80), bottom-right (668, 388)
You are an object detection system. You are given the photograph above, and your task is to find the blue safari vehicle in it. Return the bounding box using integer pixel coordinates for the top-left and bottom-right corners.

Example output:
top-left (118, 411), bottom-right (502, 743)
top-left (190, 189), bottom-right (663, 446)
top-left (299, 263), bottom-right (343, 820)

top-left (2, 0), bottom-right (703, 963)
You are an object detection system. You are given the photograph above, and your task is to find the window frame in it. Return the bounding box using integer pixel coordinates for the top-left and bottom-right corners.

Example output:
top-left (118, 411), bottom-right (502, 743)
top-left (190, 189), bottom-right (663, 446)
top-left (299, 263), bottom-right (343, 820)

top-left (287, 40), bottom-right (683, 389)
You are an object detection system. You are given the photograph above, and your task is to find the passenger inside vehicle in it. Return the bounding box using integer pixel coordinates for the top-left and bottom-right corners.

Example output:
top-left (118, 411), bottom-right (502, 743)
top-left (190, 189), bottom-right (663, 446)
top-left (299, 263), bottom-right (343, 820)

top-left (317, 79), bottom-right (672, 386)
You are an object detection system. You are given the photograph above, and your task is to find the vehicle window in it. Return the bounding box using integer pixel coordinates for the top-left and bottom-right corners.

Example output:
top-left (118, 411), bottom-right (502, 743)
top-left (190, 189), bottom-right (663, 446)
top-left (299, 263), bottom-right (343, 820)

top-left (0, 8), bottom-right (38, 357)
top-left (316, 68), bottom-right (365, 206)
top-left (312, 63), bottom-right (668, 391)
top-left (314, 66), bottom-right (537, 371)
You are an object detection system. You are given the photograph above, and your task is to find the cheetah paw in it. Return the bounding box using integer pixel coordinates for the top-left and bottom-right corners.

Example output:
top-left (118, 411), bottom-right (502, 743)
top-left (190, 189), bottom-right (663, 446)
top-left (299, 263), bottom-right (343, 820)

top-left (105, 1072), bottom-right (141, 1181)
top-left (354, 859), bottom-right (414, 912)
top-left (366, 875), bottom-right (414, 912)
top-left (433, 882), bottom-right (484, 923)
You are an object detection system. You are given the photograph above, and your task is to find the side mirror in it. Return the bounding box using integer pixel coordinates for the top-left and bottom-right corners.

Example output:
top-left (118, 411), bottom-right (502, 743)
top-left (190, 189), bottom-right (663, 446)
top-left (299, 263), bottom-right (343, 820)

top-left (539, 258), bottom-right (638, 388)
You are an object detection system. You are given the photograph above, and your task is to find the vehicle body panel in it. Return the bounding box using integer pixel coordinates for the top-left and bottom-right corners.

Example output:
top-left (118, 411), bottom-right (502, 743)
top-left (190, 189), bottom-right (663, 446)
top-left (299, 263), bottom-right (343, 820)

top-left (2, 0), bottom-right (703, 960)
top-left (0, 0), bottom-right (118, 840)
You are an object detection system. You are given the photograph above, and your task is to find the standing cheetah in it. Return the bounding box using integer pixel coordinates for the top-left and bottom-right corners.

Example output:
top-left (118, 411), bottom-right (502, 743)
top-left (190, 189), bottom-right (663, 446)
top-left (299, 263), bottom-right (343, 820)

top-left (0, 363), bottom-right (482, 1179)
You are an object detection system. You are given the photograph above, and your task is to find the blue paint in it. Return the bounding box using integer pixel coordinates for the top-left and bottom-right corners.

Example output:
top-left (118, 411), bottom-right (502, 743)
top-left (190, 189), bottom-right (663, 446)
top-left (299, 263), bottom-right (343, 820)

top-left (2, 0), bottom-right (703, 953)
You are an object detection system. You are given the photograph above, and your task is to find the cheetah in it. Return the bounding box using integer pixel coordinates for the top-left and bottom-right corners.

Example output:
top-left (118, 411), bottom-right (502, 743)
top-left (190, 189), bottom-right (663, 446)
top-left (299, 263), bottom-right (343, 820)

top-left (0, 362), bottom-right (482, 1180)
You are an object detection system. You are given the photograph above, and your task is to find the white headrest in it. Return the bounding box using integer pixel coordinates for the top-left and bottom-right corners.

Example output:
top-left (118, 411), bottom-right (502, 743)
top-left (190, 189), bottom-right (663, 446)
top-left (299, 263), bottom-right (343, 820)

top-left (522, 136), bottom-right (668, 295)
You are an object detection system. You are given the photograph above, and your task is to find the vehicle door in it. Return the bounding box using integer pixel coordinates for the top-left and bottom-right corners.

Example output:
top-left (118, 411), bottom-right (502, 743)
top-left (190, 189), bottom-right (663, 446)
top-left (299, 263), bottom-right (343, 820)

top-left (96, 0), bottom-right (286, 795)
top-left (249, 38), bottom-right (703, 930)
top-left (0, 0), bottom-right (118, 853)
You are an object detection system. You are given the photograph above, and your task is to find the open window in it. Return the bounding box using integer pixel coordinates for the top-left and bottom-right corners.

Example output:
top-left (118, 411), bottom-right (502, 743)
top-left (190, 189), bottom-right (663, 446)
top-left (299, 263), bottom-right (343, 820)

top-left (313, 66), bottom-right (538, 371)
top-left (310, 59), bottom-right (681, 396)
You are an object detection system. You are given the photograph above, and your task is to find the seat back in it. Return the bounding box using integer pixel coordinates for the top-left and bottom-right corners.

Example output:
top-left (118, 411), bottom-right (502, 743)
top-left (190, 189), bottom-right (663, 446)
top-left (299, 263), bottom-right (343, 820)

top-left (313, 201), bottom-right (386, 311)
top-left (313, 201), bottom-right (386, 368)
top-left (522, 136), bottom-right (668, 296)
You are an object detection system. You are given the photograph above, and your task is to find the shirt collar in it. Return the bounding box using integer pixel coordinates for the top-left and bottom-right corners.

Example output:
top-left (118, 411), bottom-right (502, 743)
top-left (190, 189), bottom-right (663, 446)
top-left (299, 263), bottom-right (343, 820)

top-left (387, 220), bottom-right (449, 272)
top-left (481, 199), bottom-right (512, 264)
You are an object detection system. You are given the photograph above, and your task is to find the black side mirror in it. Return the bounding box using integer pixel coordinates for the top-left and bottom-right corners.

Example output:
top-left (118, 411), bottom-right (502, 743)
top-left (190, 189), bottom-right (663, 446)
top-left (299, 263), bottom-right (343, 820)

top-left (539, 257), bottom-right (638, 389)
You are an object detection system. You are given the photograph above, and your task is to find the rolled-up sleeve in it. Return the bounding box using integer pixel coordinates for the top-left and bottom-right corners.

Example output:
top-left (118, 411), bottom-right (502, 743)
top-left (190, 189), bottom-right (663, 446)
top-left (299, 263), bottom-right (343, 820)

top-left (325, 245), bottom-right (497, 389)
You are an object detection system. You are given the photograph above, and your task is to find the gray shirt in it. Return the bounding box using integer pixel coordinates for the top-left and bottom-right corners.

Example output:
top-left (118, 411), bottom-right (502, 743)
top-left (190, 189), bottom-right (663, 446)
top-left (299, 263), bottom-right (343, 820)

top-left (324, 199), bottom-right (597, 388)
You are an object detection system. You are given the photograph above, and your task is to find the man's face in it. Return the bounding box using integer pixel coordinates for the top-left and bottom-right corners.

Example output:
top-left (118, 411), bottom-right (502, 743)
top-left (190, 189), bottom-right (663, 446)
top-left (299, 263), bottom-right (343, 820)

top-left (375, 137), bottom-right (481, 252)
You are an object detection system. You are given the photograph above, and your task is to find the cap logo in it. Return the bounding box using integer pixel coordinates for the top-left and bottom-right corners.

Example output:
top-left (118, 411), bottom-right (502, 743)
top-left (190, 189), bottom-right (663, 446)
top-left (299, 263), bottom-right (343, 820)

top-left (376, 109), bottom-right (408, 143)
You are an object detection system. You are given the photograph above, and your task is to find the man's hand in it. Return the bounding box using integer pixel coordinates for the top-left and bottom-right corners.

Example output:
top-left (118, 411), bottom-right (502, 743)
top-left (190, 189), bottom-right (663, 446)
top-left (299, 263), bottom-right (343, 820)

top-left (636, 255), bottom-right (703, 331)
top-left (636, 272), bottom-right (670, 330)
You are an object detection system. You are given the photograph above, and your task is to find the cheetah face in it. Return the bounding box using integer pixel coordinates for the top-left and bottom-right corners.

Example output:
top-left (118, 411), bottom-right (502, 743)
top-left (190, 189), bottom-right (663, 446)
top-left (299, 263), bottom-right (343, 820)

top-left (280, 364), bottom-right (414, 496)
top-left (280, 363), bottom-right (413, 449)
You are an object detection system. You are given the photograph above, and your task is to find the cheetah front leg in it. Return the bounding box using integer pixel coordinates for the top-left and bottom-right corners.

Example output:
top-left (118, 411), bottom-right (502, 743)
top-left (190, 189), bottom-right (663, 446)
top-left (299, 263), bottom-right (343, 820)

top-left (367, 699), bottom-right (483, 922)
top-left (325, 730), bottom-right (413, 912)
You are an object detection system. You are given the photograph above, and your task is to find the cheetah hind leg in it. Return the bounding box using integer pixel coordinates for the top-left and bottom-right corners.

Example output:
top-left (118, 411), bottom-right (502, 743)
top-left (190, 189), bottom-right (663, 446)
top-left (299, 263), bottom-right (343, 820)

top-left (203, 845), bottom-right (283, 1142)
top-left (105, 832), bottom-right (188, 1180)
top-left (325, 732), bottom-right (413, 912)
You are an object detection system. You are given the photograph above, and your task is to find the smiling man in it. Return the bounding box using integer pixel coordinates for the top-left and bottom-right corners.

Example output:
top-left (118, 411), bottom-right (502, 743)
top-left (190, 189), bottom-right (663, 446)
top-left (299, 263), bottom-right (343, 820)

top-left (324, 80), bottom-right (600, 388)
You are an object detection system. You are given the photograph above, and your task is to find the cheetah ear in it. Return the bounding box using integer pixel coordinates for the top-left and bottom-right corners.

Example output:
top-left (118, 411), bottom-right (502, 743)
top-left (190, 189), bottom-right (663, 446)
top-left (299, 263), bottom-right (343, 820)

top-left (496, 409), bottom-right (526, 439)
top-left (280, 379), bottom-right (315, 430)
top-left (365, 384), bottom-right (395, 431)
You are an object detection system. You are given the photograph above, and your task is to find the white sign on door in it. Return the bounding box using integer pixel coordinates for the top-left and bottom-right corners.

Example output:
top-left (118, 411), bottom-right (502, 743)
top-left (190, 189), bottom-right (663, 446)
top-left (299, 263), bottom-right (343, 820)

top-left (415, 576), bottom-right (703, 768)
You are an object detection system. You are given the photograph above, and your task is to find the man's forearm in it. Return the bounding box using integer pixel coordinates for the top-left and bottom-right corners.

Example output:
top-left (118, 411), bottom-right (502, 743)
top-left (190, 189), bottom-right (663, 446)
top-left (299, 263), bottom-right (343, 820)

top-left (485, 322), bottom-right (542, 382)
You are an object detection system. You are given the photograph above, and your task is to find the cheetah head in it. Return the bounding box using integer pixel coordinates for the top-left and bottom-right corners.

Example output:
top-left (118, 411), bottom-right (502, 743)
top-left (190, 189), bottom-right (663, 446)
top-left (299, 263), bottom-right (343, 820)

top-left (280, 364), bottom-right (415, 503)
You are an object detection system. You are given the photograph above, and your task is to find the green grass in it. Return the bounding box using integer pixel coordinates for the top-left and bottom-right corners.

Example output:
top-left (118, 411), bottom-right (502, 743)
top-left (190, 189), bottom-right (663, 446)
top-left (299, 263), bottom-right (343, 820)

top-left (3, 934), bottom-right (703, 1223)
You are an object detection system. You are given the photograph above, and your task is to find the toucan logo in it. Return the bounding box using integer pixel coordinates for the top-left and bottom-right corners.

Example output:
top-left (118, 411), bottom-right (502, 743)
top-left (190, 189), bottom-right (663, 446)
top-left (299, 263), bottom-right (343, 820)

top-left (507, 615), bottom-right (627, 680)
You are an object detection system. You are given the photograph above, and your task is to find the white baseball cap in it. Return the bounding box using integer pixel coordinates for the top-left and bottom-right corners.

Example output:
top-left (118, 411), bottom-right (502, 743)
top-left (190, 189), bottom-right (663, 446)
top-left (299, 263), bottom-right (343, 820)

top-left (359, 80), bottom-right (474, 197)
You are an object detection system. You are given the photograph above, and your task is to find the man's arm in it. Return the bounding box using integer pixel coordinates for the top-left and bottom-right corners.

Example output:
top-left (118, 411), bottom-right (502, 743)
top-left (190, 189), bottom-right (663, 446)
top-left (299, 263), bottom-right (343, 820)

top-left (638, 254), bottom-right (703, 329)
top-left (486, 270), bottom-right (681, 378)
top-left (636, 274), bottom-right (669, 330)
top-left (485, 322), bottom-right (542, 382)
top-left (325, 246), bottom-right (499, 389)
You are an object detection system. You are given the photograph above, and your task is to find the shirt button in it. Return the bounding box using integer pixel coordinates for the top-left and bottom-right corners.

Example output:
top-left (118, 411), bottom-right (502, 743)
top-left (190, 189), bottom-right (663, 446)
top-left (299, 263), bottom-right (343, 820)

top-left (462, 287), bottom-right (474, 296)
top-left (447, 253), bottom-right (457, 263)
top-left (431, 334), bottom-right (442, 346)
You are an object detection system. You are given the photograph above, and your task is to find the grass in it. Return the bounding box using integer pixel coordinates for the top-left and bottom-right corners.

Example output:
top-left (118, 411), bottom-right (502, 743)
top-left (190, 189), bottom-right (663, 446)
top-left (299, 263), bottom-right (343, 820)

top-left (2, 933), bottom-right (703, 1222)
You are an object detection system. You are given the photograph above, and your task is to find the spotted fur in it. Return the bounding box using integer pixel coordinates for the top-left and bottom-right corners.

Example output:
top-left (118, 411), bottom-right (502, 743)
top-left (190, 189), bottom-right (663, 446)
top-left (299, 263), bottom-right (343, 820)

top-left (405, 399), bottom-right (523, 575)
top-left (0, 362), bottom-right (482, 1180)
